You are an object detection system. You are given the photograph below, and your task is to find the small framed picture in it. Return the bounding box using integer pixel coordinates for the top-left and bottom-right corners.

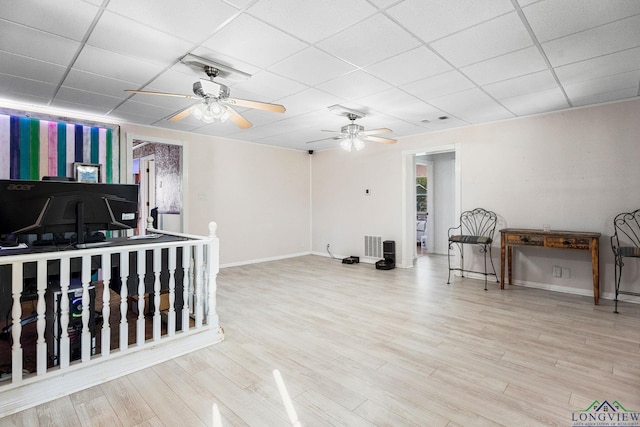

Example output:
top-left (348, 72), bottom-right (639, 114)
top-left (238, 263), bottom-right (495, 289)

top-left (74, 162), bottom-right (102, 183)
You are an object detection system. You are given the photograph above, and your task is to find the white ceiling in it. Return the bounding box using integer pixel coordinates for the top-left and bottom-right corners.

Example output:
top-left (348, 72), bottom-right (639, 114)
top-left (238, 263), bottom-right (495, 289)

top-left (1, 0), bottom-right (639, 151)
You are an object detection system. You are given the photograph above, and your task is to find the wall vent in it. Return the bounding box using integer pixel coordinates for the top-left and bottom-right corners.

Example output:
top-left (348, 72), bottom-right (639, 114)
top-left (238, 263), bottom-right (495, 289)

top-left (364, 236), bottom-right (382, 258)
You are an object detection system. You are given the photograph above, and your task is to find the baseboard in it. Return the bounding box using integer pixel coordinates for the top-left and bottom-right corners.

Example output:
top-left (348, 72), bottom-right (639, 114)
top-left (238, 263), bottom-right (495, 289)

top-left (220, 251), bottom-right (311, 268)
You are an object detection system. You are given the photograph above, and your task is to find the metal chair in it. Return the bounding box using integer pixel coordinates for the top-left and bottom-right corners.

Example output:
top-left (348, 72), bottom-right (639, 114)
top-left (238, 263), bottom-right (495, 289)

top-left (447, 208), bottom-right (499, 290)
top-left (611, 209), bottom-right (640, 313)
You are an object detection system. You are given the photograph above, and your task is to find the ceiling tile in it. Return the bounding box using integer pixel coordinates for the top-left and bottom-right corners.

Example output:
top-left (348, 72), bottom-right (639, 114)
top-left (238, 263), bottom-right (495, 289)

top-left (317, 13), bottom-right (420, 68)
top-left (0, 51), bottom-right (66, 84)
top-left (523, 0), bottom-right (640, 43)
top-left (431, 12), bottom-right (533, 67)
top-left (364, 46), bottom-right (453, 86)
top-left (63, 70), bottom-right (135, 99)
top-left (274, 88), bottom-right (344, 118)
top-left (554, 47), bottom-right (640, 86)
top-left (357, 88), bottom-right (443, 123)
top-left (482, 70), bottom-right (559, 99)
top-left (387, 0), bottom-right (514, 43)
top-left (269, 47), bottom-right (356, 86)
top-left (462, 46), bottom-right (547, 86)
top-left (0, 0), bottom-right (99, 41)
top-left (231, 70), bottom-right (307, 101)
top-left (428, 88), bottom-right (514, 122)
top-left (0, 20), bottom-right (81, 66)
top-left (200, 14), bottom-right (307, 68)
top-left (73, 45), bottom-right (165, 86)
top-left (0, 74), bottom-right (57, 100)
top-left (106, 0), bottom-right (239, 43)
top-left (87, 11), bottom-right (192, 66)
top-left (498, 87), bottom-right (569, 116)
top-left (51, 99), bottom-right (120, 116)
top-left (401, 70), bottom-right (475, 101)
top-left (112, 99), bottom-right (179, 119)
top-left (570, 87), bottom-right (638, 107)
top-left (247, 0), bottom-right (377, 44)
top-left (542, 14), bottom-right (640, 67)
top-left (421, 116), bottom-right (469, 131)
top-left (54, 87), bottom-right (123, 113)
top-left (563, 70), bottom-right (640, 100)
top-left (316, 71), bottom-right (392, 100)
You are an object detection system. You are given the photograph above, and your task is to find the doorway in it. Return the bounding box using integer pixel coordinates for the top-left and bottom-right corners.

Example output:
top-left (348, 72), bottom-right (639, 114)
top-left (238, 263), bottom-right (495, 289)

top-left (124, 134), bottom-right (186, 234)
top-left (401, 144), bottom-right (460, 268)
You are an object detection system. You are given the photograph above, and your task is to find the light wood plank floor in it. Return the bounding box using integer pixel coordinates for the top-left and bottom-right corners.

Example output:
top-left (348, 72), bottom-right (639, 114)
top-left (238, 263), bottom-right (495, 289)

top-left (1, 254), bottom-right (639, 426)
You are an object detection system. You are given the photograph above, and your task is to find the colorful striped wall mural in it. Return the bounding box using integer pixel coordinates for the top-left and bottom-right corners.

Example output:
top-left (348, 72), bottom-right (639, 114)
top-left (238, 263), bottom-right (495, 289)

top-left (0, 114), bottom-right (119, 183)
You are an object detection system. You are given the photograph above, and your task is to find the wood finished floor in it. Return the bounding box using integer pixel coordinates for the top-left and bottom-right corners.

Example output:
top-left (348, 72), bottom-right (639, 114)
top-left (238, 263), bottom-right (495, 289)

top-left (1, 254), bottom-right (639, 426)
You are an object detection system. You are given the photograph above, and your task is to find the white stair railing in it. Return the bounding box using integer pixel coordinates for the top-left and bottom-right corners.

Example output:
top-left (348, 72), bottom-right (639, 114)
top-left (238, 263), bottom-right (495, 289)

top-left (0, 221), bottom-right (223, 417)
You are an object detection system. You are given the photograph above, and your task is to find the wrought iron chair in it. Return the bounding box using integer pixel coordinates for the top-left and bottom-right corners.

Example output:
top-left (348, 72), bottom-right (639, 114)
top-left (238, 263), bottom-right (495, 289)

top-left (447, 208), bottom-right (499, 290)
top-left (611, 208), bottom-right (640, 313)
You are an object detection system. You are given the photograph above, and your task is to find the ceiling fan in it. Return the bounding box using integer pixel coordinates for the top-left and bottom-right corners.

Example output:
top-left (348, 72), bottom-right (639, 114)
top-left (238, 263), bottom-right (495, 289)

top-left (309, 113), bottom-right (397, 151)
top-left (125, 65), bottom-right (286, 128)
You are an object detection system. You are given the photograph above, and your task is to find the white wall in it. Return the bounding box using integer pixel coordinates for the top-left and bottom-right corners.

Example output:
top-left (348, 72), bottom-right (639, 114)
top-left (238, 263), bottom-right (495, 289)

top-left (311, 98), bottom-right (640, 301)
top-left (120, 123), bottom-right (311, 266)
top-left (120, 98), bottom-right (640, 302)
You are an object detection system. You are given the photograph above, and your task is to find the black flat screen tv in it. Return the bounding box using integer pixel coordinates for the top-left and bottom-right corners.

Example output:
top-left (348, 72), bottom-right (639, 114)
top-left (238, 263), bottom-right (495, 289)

top-left (0, 179), bottom-right (139, 245)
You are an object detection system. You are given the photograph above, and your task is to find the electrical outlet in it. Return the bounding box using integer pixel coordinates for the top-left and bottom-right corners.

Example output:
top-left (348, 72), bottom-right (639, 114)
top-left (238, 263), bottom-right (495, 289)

top-left (552, 266), bottom-right (562, 278)
top-left (561, 267), bottom-right (571, 278)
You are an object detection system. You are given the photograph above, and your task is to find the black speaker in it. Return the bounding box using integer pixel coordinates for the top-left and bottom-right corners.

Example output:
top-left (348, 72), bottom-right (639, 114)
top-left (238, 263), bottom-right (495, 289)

top-left (376, 240), bottom-right (396, 270)
top-left (383, 240), bottom-right (395, 263)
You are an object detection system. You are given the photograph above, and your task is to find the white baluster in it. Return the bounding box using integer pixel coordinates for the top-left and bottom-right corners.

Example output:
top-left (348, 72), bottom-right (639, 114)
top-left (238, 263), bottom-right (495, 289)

top-left (167, 246), bottom-right (177, 336)
top-left (136, 249), bottom-right (146, 345)
top-left (194, 244), bottom-right (204, 328)
top-left (182, 244), bottom-right (191, 332)
top-left (59, 257), bottom-right (71, 369)
top-left (119, 252), bottom-right (129, 351)
top-left (36, 260), bottom-right (47, 375)
top-left (152, 248), bottom-right (161, 341)
top-left (101, 253), bottom-right (111, 357)
top-left (81, 256), bottom-right (92, 362)
top-left (11, 263), bottom-right (23, 383)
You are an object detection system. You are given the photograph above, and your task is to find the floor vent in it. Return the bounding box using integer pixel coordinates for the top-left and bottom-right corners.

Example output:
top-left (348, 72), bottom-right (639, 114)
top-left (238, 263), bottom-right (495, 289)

top-left (364, 236), bottom-right (382, 258)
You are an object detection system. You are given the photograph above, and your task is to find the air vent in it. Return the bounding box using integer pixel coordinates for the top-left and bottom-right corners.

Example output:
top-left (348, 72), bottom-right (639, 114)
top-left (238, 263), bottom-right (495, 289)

top-left (364, 236), bottom-right (382, 258)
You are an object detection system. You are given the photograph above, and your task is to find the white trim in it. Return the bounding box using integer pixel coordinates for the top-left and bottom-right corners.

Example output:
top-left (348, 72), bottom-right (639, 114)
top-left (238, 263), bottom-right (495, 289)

top-left (221, 252), bottom-right (312, 268)
top-left (401, 144), bottom-right (459, 268)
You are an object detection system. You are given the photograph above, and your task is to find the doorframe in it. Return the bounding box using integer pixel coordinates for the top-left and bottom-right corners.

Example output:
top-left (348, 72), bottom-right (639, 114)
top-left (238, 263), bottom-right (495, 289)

top-left (401, 143), bottom-right (461, 268)
top-left (122, 133), bottom-right (188, 233)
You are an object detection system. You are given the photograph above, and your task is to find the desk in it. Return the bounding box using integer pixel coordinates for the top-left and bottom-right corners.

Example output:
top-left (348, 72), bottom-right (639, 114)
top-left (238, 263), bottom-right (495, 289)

top-left (499, 228), bottom-right (601, 305)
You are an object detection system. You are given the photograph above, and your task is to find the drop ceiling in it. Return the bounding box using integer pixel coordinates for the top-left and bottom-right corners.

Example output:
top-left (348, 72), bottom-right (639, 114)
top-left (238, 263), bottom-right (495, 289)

top-left (1, 0), bottom-right (639, 151)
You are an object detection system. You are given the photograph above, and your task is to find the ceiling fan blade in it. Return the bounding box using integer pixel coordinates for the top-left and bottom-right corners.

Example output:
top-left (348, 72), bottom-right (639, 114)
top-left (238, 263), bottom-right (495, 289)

top-left (321, 129), bottom-right (342, 133)
top-left (226, 97), bottom-right (286, 113)
top-left (168, 106), bottom-right (195, 122)
top-left (125, 89), bottom-right (197, 99)
top-left (226, 106), bottom-right (252, 128)
top-left (362, 135), bottom-right (397, 144)
top-left (361, 127), bottom-right (392, 136)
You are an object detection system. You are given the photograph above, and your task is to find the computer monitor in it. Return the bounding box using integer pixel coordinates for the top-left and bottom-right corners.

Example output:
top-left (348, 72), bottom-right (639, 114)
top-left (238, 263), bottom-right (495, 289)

top-left (0, 179), bottom-right (139, 245)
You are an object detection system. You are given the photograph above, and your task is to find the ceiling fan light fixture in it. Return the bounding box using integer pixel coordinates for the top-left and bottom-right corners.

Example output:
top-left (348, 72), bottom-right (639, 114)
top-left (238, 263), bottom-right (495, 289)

top-left (352, 137), bottom-right (365, 151)
top-left (193, 100), bottom-right (230, 124)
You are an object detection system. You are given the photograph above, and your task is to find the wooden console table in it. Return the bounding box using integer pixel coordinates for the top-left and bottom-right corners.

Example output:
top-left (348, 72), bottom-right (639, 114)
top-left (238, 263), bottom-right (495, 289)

top-left (499, 228), bottom-right (601, 305)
